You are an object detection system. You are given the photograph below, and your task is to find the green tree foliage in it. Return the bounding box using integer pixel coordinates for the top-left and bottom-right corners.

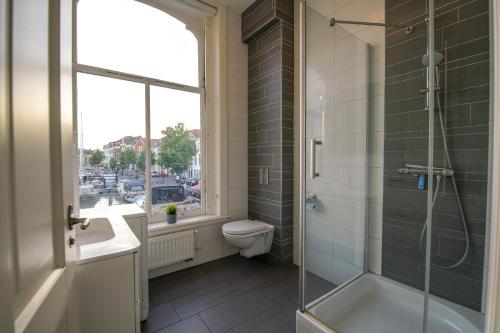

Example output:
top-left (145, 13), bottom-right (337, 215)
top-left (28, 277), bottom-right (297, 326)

top-left (120, 148), bottom-right (137, 170)
top-left (89, 149), bottom-right (104, 166)
top-left (109, 157), bottom-right (117, 171)
top-left (137, 150), bottom-right (156, 172)
top-left (158, 123), bottom-right (197, 176)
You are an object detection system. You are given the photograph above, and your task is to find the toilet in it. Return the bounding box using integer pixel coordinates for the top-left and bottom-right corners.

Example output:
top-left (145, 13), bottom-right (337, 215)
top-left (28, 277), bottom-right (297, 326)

top-left (222, 219), bottom-right (274, 258)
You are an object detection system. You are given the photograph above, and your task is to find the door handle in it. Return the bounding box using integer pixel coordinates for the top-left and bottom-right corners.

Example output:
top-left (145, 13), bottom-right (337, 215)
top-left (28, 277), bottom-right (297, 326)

top-left (310, 138), bottom-right (322, 179)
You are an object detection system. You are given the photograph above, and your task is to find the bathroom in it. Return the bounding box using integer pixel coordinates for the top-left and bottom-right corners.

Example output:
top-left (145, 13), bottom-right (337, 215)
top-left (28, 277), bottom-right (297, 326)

top-left (2, 0), bottom-right (500, 333)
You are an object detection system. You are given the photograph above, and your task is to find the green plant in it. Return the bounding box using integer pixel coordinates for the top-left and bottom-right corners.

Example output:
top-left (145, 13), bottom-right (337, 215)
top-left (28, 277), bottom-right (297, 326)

top-left (165, 203), bottom-right (177, 215)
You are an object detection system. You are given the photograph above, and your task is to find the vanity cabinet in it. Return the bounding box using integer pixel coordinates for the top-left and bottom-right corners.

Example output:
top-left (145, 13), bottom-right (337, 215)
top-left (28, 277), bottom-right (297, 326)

top-left (77, 252), bottom-right (139, 333)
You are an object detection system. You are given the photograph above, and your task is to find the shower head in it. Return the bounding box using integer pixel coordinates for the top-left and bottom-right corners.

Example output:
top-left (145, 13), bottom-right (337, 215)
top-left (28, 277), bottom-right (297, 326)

top-left (421, 52), bottom-right (444, 67)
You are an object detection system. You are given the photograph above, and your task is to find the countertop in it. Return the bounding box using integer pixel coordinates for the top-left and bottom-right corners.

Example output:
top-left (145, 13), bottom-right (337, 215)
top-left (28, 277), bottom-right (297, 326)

top-left (77, 205), bottom-right (143, 264)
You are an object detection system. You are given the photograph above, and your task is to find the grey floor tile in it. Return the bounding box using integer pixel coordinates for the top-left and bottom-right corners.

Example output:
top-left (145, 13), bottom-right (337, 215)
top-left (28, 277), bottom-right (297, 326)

top-left (231, 265), bottom-right (293, 292)
top-left (232, 299), bottom-right (297, 333)
top-left (172, 281), bottom-right (241, 319)
top-left (199, 290), bottom-right (274, 333)
top-left (260, 270), bottom-right (299, 302)
top-left (145, 256), bottom-right (301, 333)
top-left (150, 271), bottom-right (216, 304)
top-left (156, 315), bottom-right (211, 333)
top-left (272, 283), bottom-right (299, 305)
top-left (205, 258), bottom-right (267, 282)
top-left (149, 268), bottom-right (194, 287)
top-left (304, 272), bottom-right (336, 304)
top-left (141, 301), bottom-right (180, 333)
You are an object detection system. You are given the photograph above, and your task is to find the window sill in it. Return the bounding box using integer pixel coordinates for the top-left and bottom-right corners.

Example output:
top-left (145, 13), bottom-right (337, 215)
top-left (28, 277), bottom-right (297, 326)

top-left (147, 214), bottom-right (230, 237)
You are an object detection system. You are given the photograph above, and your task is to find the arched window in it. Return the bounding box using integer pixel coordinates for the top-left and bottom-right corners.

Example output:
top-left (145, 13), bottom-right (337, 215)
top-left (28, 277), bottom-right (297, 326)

top-left (76, 0), bottom-right (205, 220)
top-left (78, 0), bottom-right (200, 87)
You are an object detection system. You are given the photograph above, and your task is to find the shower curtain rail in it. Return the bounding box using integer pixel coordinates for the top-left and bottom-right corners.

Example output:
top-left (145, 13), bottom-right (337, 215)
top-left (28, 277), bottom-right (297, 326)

top-left (329, 18), bottom-right (414, 34)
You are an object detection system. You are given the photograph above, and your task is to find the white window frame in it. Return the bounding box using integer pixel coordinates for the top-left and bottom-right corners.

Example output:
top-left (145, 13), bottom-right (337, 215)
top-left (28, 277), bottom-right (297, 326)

top-left (74, 1), bottom-right (208, 222)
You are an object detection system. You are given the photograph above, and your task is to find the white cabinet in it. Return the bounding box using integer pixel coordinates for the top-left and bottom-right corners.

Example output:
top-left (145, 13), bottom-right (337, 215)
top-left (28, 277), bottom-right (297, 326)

top-left (77, 253), bottom-right (139, 333)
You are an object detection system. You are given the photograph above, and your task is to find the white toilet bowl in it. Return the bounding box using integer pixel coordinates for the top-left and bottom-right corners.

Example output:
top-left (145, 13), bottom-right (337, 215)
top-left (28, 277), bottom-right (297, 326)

top-left (222, 219), bottom-right (274, 258)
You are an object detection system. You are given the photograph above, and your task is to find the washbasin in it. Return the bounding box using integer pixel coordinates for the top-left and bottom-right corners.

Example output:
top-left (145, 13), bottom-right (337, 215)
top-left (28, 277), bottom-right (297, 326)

top-left (75, 212), bottom-right (140, 264)
top-left (75, 217), bottom-right (115, 247)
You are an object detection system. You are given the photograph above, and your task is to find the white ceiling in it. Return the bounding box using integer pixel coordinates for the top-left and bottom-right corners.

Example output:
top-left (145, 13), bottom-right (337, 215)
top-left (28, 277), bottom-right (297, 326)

top-left (216, 0), bottom-right (254, 13)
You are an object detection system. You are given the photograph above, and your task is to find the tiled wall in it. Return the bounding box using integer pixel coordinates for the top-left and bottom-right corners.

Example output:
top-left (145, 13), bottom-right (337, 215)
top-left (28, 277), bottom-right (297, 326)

top-left (228, 8), bottom-right (249, 220)
top-left (295, 0), bottom-right (386, 277)
top-left (382, 0), bottom-right (491, 311)
top-left (243, 0), bottom-right (295, 264)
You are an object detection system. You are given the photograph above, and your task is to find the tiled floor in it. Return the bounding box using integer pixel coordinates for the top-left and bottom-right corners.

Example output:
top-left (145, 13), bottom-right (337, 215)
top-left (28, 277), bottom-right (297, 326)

top-left (142, 255), bottom-right (301, 333)
top-left (142, 255), bottom-right (336, 333)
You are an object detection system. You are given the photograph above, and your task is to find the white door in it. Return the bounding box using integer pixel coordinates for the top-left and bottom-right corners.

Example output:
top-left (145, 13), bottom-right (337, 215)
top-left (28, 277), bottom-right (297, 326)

top-left (0, 0), bottom-right (78, 332)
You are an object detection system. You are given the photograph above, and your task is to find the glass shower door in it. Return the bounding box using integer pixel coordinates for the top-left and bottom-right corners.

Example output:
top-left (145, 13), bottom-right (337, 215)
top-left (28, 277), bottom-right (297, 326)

top-left (302, 4), bottom-right (370, 311)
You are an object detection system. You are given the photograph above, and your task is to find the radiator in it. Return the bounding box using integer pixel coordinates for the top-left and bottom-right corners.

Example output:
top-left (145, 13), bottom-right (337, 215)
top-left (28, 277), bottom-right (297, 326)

top-left (148, 230), bottom-right (195, 269)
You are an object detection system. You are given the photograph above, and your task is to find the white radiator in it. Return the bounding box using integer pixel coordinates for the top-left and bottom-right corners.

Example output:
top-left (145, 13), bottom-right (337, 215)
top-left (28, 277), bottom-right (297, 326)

top-left (148, 230), bottom-right (195, 269)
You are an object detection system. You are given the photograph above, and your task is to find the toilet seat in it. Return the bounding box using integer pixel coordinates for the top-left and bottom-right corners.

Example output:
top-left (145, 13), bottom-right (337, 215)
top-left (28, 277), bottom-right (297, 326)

top-left (222, 220), bottom-right (272, 236)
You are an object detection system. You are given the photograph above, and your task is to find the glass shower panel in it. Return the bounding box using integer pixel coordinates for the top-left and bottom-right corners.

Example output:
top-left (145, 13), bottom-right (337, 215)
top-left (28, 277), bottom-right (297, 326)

top-left (303, 4), bottom-right (369, 311)
top-left (427, 0), bottom-right (492, 332)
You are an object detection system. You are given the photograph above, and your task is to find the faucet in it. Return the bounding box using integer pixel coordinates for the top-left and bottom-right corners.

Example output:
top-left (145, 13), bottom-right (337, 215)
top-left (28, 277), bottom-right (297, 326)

top-left (67, 205), bottom-right (92, 230)
top-left (75, 216), bottom-right (92, 230)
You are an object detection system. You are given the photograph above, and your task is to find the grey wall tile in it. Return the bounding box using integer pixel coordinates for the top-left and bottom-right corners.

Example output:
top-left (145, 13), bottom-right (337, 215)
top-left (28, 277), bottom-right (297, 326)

top-left (383, 0), bottom-right (491, 311)
top-left (244, 2), bottom-right (294, 264)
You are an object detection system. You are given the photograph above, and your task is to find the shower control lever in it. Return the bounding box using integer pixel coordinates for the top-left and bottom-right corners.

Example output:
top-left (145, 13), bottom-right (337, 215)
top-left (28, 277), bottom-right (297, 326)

top-left (398, 164), bottom-right (454, 177)
top-left (310, 138), bottom-right (322, 179)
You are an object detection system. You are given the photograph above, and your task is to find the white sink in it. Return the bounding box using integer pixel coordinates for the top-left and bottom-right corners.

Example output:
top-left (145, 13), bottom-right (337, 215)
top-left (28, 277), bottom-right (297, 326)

top-left (76, 211), bottom-right (140, 264)
top-left (75, 217), bottom-right (115, 247)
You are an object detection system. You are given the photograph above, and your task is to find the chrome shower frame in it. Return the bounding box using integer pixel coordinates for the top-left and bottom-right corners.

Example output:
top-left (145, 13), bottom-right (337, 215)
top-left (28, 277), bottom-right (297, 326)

top-left (298, 0), bottom-right (306, 313)
top-left (423, 2), bottom-right (436, 332)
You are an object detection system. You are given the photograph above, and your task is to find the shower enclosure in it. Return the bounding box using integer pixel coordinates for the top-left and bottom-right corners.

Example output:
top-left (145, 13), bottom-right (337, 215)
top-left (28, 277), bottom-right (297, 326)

top-left (298, 0), bottom-right (493, 332)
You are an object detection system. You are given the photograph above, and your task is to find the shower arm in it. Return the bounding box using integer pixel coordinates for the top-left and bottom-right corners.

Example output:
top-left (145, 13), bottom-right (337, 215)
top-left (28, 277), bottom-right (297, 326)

top-left (329, 18), bottom-right (414, 34)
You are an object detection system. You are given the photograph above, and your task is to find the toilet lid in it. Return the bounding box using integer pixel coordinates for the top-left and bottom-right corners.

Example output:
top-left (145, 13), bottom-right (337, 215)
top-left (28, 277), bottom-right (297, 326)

top-left (223, 220), bottom-right (268, 235)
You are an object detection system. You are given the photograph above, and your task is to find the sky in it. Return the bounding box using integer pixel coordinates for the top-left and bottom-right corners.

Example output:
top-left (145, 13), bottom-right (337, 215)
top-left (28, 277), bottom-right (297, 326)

top-left (77, 0), bottom-right (201, 149)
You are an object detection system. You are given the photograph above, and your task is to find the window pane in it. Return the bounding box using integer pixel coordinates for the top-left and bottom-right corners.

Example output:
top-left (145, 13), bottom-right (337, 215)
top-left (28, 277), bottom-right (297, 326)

top-left (150, 86), bottom-right (202, 218)
top-left (77, 73), bottom-right (145, 210)
top-left (77, 0), bottom-right (199, 87)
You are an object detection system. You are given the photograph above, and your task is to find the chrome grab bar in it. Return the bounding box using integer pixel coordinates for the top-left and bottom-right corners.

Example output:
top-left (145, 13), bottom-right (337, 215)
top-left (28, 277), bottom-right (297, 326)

top-left (310, 138), bottom-right (322, 179)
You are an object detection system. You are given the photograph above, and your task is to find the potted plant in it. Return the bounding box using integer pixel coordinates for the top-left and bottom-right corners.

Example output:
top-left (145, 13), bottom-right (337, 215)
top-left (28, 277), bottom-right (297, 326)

top-left (165, 203), bottom-right (177, 224)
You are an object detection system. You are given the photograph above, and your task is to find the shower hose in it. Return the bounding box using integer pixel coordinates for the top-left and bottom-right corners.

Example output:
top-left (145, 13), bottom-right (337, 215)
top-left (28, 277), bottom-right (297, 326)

top-left (418, 66), bottom-right (470, 269)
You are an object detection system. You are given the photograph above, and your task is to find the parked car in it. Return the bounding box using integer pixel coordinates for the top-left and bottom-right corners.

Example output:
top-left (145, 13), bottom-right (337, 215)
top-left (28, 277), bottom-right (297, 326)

top-left (118, 180), bottom-right (145, 203)
top-left (152, 171), bottom-right (159, 177)
top-left (151, 185), bottom-right (186, 204)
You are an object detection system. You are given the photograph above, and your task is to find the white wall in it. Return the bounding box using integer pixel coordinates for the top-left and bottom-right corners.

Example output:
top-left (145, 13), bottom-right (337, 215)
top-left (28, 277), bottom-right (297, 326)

top-left (293, 0), bottom-right (385, 281)
top-left (227, 7), bottom-right (249, 221)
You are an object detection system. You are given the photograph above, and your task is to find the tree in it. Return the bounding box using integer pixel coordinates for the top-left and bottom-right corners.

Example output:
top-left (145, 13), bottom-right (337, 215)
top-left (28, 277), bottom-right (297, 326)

top-left (109, 157), bottom-right (117, 171)
top-left (89, 149), bottom-right (104, 166)
top-left (158, 123), bottom-right (197, 176)
top-left (120, 148), bottom-right (137, 170)
top-left (137, 150), bottom-right (156, 173)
